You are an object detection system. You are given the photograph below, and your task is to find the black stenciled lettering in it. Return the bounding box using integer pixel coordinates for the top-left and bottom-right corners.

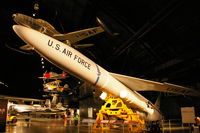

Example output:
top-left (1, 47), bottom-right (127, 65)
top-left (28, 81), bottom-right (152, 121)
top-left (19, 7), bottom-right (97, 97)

top-left (74, 55), bottom-right (78, 60)
top-left (87, 64), bottom-right (91, 70)
top-left (55, 44), bottom-right (60, 50)
top-left (81, 59), bottom-right (85, 65)
top-left (78, 57), bottom-right (82, 63)
top-left (68, 51), bottom-right (72, 58)
top-left (62, 48), bottom-right (67, 54)
top-left (84, 62), bottom-right (90, 70)
top-left (48, 40), bottom-right (53, 46)
top-left (74, 54), bottom-right (91, 70)
top-left (62, 48), bottom-right (73, 58)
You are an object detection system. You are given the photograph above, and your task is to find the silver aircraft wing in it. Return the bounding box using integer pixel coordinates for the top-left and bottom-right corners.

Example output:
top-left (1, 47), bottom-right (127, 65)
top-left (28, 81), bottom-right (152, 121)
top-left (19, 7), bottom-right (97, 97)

top-left (110, 72), bottom-right (200, 96)
top-left (53, 26), bottom-right (104, 44)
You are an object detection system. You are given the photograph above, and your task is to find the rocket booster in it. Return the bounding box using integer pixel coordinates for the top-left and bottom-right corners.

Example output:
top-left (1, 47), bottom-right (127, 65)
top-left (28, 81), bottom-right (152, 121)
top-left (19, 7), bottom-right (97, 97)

top-left (13, 25), bottom-right (156, 117)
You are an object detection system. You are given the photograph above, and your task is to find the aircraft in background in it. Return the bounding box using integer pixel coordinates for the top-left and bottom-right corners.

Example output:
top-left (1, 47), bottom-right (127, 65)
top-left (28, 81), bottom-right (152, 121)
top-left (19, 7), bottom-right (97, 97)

top-left (13, 25), bottom-right (200, 123)
top-left (8, 102), bottom-right (38, 113)
top-left (8, 101), bottom-right (65, 113)
top-left (38, 71), bottom-right (69, 79)
top-left (0, 95), bottom-right (45, 113)
top-left (43, 80), bottom-right (69, 93)
top-left (12, 13), bottom-right (105, 51)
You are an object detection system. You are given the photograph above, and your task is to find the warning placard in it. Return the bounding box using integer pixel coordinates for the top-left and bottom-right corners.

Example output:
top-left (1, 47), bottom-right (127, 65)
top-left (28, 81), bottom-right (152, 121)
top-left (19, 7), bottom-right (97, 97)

top-left (181, 107), bottom-right (195, 123)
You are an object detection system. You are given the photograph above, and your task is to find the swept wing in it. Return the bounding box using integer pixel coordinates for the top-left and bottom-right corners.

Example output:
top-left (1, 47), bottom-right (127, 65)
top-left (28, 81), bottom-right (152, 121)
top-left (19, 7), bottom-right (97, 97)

top-left (110, 73), bottom-right (200, 96)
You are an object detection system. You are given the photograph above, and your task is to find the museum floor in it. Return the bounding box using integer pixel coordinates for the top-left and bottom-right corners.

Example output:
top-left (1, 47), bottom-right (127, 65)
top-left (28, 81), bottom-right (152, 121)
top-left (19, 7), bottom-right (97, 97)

top-left (3, 118), bottom-right (196, 133)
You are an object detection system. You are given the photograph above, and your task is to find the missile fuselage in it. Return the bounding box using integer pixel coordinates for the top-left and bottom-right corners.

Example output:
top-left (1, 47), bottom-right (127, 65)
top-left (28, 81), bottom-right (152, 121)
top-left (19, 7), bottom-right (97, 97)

top-left (13, 25), bottom-right (161, 121)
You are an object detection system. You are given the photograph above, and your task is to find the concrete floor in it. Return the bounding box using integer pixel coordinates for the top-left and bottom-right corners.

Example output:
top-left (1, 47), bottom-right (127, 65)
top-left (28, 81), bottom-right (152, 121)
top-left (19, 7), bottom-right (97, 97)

top-left (3, 118), bottom-right (196, 133)
top-left (5, 118), bottom-right (130, 133)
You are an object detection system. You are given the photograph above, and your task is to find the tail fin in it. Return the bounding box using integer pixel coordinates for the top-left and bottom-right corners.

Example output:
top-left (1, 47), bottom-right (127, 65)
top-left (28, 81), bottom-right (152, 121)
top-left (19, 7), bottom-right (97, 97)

top-left (5, 43), bottom-right (33, 55)
top-left (20, 44), bottom-right (34, 50)
top-left (154, 93), bottom-right (161, 109)
top-left (51, 94), bottom-right (58, 106)
top-left (96, 17), bottom-right (119, 36)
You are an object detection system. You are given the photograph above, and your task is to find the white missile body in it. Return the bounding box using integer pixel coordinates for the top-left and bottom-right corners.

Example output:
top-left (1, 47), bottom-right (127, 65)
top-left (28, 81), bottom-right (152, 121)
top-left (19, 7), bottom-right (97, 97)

top-left (13, 25), bottom-right (162, 121)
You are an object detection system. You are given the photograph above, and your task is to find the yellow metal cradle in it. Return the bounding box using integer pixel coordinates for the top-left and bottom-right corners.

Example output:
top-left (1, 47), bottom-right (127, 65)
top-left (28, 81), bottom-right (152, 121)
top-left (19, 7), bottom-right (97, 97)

top-left (93, 97), bottom-right (146, 132)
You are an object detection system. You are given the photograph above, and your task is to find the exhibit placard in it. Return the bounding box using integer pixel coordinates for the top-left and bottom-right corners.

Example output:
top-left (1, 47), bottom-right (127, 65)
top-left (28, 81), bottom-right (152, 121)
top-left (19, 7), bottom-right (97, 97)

top-left (181, 107), bottom-right (195, 123)
top-left (88, 107), bottom-right (93, 118)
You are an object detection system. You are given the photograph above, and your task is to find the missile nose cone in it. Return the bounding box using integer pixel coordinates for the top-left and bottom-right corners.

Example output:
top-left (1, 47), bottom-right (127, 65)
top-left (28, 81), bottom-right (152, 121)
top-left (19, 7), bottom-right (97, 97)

top-left (12, 25), bottom-right (17, 32)
top-left (12, 25), bottom-right (20, 33)
top-left (12, 25), bottom-right (28, 42)
top-left (13, 25), bottom-right (27, 34)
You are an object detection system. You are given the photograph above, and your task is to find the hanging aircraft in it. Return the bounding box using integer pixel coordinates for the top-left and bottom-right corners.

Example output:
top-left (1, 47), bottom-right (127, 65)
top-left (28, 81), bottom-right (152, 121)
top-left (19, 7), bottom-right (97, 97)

top-left (38, 71), bottom-right (69, 79)
top-left (12, 13), bottom-right (106, 51)
top-left (12, 25), bottom-right (200, 123)
top-left (43, 80), bottom-right (69, 93)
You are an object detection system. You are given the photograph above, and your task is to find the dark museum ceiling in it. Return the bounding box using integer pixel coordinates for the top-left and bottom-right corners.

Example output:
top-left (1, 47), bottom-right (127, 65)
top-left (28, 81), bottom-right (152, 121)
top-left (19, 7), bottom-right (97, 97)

top-left (0, 0), bottom-right (200, 106)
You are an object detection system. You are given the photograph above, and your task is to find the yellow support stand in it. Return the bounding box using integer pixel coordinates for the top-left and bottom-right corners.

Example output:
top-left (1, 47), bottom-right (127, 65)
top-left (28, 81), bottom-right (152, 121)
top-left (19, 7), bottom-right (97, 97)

top-left (93, 97), bottom-right (146, 132)
top-left (7, 115), bottom-right (17, 123)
